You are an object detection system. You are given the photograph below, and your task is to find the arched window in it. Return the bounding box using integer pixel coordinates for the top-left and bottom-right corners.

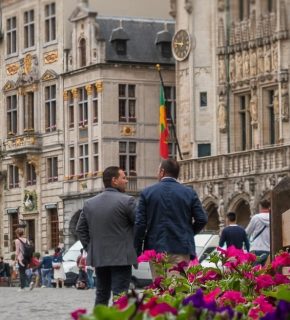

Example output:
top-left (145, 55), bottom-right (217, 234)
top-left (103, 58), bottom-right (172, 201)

top-left (79, 38), bottom-right (86, 67)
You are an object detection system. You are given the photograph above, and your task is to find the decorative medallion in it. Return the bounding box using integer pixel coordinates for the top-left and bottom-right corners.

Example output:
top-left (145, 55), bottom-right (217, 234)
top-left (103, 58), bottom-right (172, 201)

top-left (44, 50), bottom-right (58, 64)
top-left (23, 189), bottom-right (37, 212)
top-left (6, 63), bottom-right (20, 76)
top-left (121, 126), bottom-right (135, 136)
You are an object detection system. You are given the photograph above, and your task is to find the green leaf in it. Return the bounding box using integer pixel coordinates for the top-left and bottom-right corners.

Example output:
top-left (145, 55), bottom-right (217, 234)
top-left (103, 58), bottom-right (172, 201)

top-left (264, 284), bottom-right (290, 302)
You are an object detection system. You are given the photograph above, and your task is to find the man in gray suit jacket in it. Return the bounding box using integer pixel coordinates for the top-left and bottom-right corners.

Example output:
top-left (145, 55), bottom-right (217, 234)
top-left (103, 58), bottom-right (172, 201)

top-left (76, 166), bottom-right (137, 305)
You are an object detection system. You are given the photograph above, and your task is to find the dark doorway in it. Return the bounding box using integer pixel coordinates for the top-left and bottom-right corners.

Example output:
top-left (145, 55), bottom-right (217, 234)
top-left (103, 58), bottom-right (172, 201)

top-left (235, 200), bottom-right (251, 228)
top-left (205, 203), bottom-right (219, 232)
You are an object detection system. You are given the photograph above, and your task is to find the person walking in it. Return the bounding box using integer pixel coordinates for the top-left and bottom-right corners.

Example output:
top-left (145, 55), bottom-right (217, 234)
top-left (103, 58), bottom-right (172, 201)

top-left (40, 250), bottom-right (53, 288)
top-left (134, 158), bottom-right (208, 278)
top-left (52, 247), bottom-right (66, 288)
top-left (246, 199), bottom-right (271, 266)
top-left (76, 166), bottom-right (137, 306)
top-left (14, 228), bottom-right (29, 291)
top-left (219, 212), bottom-right (250, 251)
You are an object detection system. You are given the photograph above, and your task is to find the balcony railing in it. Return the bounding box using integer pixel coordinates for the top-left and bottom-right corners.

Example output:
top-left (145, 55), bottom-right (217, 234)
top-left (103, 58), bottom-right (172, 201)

top-left (3, 133), bottom-right (42, 155)
top-left (179, 144), bottom-right (290, 183)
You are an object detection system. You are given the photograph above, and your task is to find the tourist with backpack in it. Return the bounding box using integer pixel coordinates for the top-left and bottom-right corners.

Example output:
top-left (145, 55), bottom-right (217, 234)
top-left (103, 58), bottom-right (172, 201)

top-left (15, 228), bottom-right (33, 291)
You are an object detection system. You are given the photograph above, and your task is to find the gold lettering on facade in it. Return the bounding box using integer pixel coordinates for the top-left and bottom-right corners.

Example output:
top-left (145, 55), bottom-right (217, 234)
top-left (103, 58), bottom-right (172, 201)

top-left (6, 63), bottom-right (19, 76)
top-left (44, 51), bottom-right (58, 64)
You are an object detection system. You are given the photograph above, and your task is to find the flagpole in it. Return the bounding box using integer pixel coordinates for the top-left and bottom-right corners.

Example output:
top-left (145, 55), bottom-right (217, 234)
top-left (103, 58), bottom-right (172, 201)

top-left (156, 64), bottom-right (183, 160)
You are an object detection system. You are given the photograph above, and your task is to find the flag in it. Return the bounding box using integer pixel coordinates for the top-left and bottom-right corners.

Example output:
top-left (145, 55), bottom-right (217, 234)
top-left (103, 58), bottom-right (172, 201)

top-left (159, 86), bottom-right (169, 159)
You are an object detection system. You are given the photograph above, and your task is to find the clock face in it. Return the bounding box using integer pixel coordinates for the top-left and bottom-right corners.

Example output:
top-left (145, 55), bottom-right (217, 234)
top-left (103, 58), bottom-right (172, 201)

top-left (172, 29), bottom-right (191, 61)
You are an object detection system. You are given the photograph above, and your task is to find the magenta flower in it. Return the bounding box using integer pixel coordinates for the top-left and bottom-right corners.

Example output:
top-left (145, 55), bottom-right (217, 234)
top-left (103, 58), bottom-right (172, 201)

top-left (149, 302), bottom-right (177, 316)
top-left (148, 276), bottom-right (164, 290)
top-left (248, 295), bottom-right (275, 319)
top-left (169, 260), bottom-right (188, 273)
top-left (204, 287), bottom-right (222, 303)
top-left (271, 252), bottom-right (290, 270)
top-left (71, 309), bottom-right (87, 320)
top-left (255, 274), bottom-right (275, 291)
top-left (188, 258), bottom-right (199, 267)
top-left (220, 290), bottom-right (246, 306)
top-left (114, 296), bottom-right (128, 310)
top-left (218, 246), bottom-right (256, 267)
top-left (273, 273), bottom-right (290, 285)
top-left (137, 250), bottom-right (166, 263)
top-left (140, 297), bottom-right (158, 311)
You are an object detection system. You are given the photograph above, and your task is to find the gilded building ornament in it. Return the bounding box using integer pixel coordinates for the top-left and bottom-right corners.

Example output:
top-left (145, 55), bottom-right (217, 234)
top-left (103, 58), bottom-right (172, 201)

top-left (63, 91), bottom-right (68, 101)
top-left (41, 69), bottom-right (58, 82)
top-left (71, 88), bottom-right (79, 99)
top-left (6, 63), bottom-right (19, 76)
top-left (85, 84), bottom-right (92, 95)
top-left (3, 81), bottom-right (16, 92)
top-left (44, 50), bottom-right (58, 64)
top-left (27, 154), bottom-right (40, 175)
top-left (24, 54), bottom-right (33, 75)
top-left (96, 81), bottom-right (103, 93)
top-left (121, 126), bottom-right (135, 136)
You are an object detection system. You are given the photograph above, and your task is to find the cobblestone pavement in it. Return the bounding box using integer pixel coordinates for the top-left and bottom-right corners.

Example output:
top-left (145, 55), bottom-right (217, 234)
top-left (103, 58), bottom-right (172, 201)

top-left (0, 287), bottom-right (96, 320)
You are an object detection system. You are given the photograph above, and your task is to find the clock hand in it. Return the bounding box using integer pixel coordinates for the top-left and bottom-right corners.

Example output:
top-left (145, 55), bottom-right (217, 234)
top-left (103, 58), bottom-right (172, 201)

top-left (174, 42), bottom-right (184, 47)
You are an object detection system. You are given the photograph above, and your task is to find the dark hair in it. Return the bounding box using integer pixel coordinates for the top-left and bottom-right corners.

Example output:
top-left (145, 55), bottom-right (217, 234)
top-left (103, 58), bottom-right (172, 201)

top-left (103, 166), bottom-right (120, 188)
top-left (160, 159), bottom-right (180, 179)
top-left (260, 199), bottom-right (270, 209)
top-left (226, 212), bottom-right (236, 222)
top-left (55, 247), bottom-right (61, 254)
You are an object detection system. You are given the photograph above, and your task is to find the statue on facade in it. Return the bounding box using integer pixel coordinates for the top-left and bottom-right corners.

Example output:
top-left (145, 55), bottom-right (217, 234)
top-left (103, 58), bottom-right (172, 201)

top-left (218, 57), bottom-right (226, 83)
top-left (273, 89), bottom-right (279, 116)
top-left (257, 47), bottom-right (264, 74)
top-left (272, 43), bottom-right (278, 70)
top-left (218, 95), bottom-right (227, 132)
top-left (264, 45), bottom-right (271, 73)
top-left (250, 89), bottom-right (258, 125)
top-left (250, 49), bottom-right (257, 77)
top-left (243, 51), bottom-right (250, 78)
top-left (282, 83), bottom-right (289, 120)
top-left (236, 52), bottom-right (243, 81)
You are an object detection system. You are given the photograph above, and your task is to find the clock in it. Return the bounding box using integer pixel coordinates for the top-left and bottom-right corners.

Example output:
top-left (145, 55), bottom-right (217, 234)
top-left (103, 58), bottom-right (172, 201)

top-left (172, 29), bottom-right (191, 61)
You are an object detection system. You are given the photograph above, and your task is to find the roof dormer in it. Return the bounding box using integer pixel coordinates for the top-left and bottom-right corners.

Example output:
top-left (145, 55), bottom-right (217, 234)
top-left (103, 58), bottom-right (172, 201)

top-left (155, 24), bottom-right (172, 59)
top-left (110, 21), bottom-right (129, 56)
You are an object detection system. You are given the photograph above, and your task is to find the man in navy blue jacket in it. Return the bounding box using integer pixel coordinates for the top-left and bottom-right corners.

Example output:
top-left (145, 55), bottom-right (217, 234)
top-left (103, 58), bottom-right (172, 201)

top-left (134, 159), bottom-right (208, 277)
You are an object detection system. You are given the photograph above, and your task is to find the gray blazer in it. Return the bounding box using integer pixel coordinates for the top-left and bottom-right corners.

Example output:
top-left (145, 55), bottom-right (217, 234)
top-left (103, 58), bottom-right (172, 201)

top-left (76, 188), bottom-right (137, 267)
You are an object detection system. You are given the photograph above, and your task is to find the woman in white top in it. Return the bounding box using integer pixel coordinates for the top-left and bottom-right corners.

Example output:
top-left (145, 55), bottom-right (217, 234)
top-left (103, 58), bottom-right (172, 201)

top-left (15, 228), bottom-right (29, 290)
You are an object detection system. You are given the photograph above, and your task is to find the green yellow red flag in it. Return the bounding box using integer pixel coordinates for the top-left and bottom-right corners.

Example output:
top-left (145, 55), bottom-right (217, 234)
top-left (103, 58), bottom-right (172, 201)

top-left (159, 86), bottom-right (169, 159)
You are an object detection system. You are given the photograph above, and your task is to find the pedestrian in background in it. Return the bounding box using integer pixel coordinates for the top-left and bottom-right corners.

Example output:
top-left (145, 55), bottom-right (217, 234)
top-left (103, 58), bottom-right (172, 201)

top-left (40, 250), bottom-right (53, 288)
top-left (219, 212), bottom-right (250, 251)
top-left (14, 228), bottom-right (29, 291)
top-left (77, 166), bottom-right (137, 306)
top-left (52, 247), bottom-right (66, 288)
top-left (134, 158), bottom-right (208, 279)
top-left (246, 199), bottom-right (271, 266)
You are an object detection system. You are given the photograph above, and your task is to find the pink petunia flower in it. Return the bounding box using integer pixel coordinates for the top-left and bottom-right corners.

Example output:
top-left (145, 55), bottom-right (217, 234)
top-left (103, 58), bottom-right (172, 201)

top-left (188, 258), bottom-right (199, 267)
top-left (149, 302), bottom-right (178, 317)
top-left (137, 250), bottom-right (157, 263)
top-left (114, 296), bottom-right (128, 310)
top-left (71, 308), bottom-right (87, 320)
top-left (204, 287), bottom-right (222, 303)
top-left (220, 290), bottom-right (246, 306)
top-left (248, 295), bottom-right (275, 319)
top-left (273, 273), bottom-right (290, 285)
top-left (255, 274), bottom-right (275, 291)
top-left (271, 251), bottom-right (290, 270)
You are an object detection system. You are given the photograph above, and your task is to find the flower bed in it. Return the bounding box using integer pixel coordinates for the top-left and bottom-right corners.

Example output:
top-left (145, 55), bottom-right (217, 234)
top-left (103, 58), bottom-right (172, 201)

top-left (72, 248), bottom-right (290, 319)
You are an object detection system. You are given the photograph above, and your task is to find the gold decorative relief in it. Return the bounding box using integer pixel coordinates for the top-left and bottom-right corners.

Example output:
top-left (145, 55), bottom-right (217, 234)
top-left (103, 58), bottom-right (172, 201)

top-left (63, 91), bottom-right (68, 101)
top-left (44, 50), bottom-right (58, 64)
top-left (6, 63), bottom-right (19, 76)
top-left (3, 81), bottom-right (16, 92)
top-left (71, 88), bottom-right (79, 99)
top-left (96, 81), bottom-right (103, 93)
top-left (85, 84), bottom-right (92, 95)
top-left (121, 126), bottom-right (135, 136)
top-left (41, 69), bottom-right (58, 82)
top-left (24, 54), bottom-right (33, 75)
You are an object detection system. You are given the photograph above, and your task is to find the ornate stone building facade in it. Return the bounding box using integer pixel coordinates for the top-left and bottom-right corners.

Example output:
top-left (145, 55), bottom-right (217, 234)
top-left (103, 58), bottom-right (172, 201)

top-left (172, 0), bottom-right (290, 230)
top-left (0, 0), bottom-right (175, 258)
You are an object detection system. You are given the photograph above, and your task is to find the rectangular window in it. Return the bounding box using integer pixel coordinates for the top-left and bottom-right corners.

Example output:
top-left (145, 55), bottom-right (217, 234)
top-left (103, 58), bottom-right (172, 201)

top-left (79, 144), bottom-right (89, 178)
top-left (119, 141), bottom-right (137, 176)
top-left (47, 157), bottom-right (58, 182)
top-left (45, 85), bottom-right (56, 132)
top-left (198, 143), bottom-right (211, 157)
top-left (239, 94), bottom-right (252, 151)
top-left (44, 3), bottom-right (56, 42)
top-left (200, 92), bottom-right (208, 107)
top-left (68, 91), bottom-right (74, 128)
top-left (7, 16), bottom-right (17, 55)
top-left (69, 146), bottom-right (75, 177)
top-left (26, 163), bottom-right (36, 186)
top-left (118, 84), bottom-right (136, 122)
top-left (92, 86), bottom-right (98, 123)
top-left (93, 142), bottom-right (99, 174)
top-left (49, 208), bottom-right (59, 249)
top-left (23, 92), bottom-right (34, 131)
top-left (78, 88), bottom-right (88, 127)
top-left (7, 95), bottom-right (18, 135)
top-left (8, 165), bottom-right (19, 189)
top-left (24, 10), bottom-right (35, 48)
